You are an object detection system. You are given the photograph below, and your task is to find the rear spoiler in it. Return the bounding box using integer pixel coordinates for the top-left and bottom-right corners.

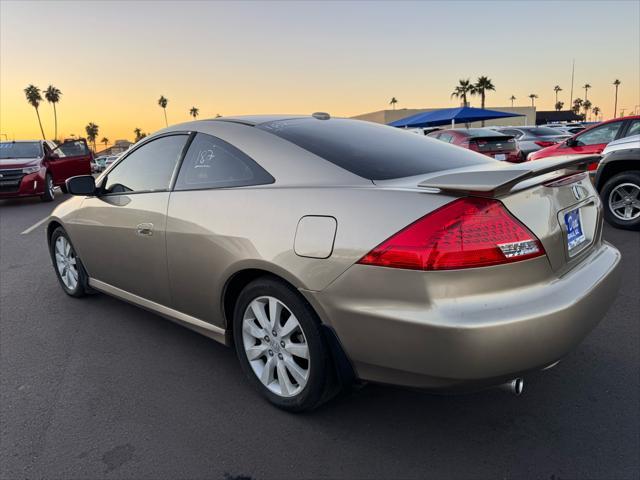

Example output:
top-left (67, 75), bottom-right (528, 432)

top-left (418, 154), bottom-right (601, 197)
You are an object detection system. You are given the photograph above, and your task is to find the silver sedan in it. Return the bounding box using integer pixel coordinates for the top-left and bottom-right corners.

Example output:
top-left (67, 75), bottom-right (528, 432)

top-left (47, 115), bottom-right (621, 411)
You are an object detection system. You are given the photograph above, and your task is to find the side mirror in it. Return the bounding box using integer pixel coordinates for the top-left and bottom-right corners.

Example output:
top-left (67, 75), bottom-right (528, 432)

top-left (565, 138), bottom-right (577, 147)
top-left (66, 175), bottom-right (96, 196)
top-left (49, 152), bottom-right (60, 159)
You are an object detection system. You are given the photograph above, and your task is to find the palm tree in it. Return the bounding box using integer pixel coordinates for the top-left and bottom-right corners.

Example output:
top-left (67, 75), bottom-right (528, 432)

top-left (101, 137), bottom-right (109, 150)
top-left (613, 79), bottom-right (621, 117)
top-left (389, 97), bottom-right (398, 110)
top-left (158, 95), bottom-right (168, 127)
top-left (509, 95), bottom-right (516, 107)
top-left (44, 85), bottom-right (62, 142)
top-left (85, 123), bottom-right (99, 152)
top-left (528, 93), bottom-right (538, 107)
top-left (451, 79), bottom-right (474, 107)
top-left (553, 85), bottom-right (562, 104)
top-left (472, 76), bottom-right (495, 125)
top-left (555, 101), bottom-right (564, 111)
top-left (583, 83), bottom-right (591, 101)
top-left (189, 106), bottom-right (199, 119)
top-left (133, 128), bottom-right (146, 142)
top-left (592, 106), bottom-right (601, 120)
top-left (572, 98), bottom-right (583, 116)
top-left (24, 84), bottom-right (46, 139)
top-left (583, 100), bottom-right (592, 121)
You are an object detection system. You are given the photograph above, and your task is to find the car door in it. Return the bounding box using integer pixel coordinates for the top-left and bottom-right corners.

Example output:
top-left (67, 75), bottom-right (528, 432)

top-left (69, 134), bottom-right (189, 306)
top-left (563, 121), bottom-right (625, 155)
top-left (165, 132), bottom-right (274, 325)
top-left (49, 139), bottom-right (93, 185)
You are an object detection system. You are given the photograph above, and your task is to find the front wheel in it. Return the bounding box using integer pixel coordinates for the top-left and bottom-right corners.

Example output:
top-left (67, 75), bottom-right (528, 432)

top-left (49, 227), bottom-right (90, 297)
top-left (600, 171), bottom-right (640, 231)
top-left (233, 277), bottom-right (336, 411)
top-left (40, 172), bottom-right (55, 202)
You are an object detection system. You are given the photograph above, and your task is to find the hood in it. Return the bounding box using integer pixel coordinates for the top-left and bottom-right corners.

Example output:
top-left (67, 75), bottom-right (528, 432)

top-left (0, 157), bottom-right (42, 169)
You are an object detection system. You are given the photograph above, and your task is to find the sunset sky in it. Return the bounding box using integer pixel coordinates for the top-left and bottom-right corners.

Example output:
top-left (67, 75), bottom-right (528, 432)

top-left (1, 0), bottom-right (639, 143)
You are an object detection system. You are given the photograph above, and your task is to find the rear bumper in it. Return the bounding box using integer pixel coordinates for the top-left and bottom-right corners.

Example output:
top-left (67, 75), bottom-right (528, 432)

top-left (306, 242), bottom-right (621, 390)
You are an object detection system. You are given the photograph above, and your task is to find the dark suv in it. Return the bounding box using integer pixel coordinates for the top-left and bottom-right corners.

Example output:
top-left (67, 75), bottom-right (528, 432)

top-left (595, 135), bottom-right (640, 230)
top-left (0, 139), bottom-right (92, 202)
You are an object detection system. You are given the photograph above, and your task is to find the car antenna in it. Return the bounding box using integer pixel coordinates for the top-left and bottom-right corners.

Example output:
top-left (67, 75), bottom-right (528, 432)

top-left (312, 112), bottom-right (330, 120)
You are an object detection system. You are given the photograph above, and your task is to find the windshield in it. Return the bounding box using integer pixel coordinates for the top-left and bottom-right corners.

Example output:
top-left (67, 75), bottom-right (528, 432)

top-left (0, 142), bottom-right (42, 159)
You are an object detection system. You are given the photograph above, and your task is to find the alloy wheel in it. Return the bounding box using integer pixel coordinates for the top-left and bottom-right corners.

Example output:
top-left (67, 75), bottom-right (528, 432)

top-left (608, 182), bottom-right (640, 221)
top-left (47, 175), bottom-right (54, 197)
top-left (54, 236), bottom-right (79, 290)
top-left (242, 296), bottom-right (310, 397)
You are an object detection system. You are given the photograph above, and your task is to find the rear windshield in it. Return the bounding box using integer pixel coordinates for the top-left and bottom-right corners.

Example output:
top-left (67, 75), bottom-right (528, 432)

top-left (462, 129), bottom-right (509, 137)
top-left (0, 142), bottom-right (42, 159)
top-left (525, 127), bottom-right (568, 137)
top-left (256, 118), bottom-right (491, 180)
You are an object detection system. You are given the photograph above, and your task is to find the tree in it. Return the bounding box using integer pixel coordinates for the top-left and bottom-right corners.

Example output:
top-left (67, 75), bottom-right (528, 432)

top-left (613, 79), bottom-right (621, 117)
top-left (555, 101), bottom-right (564, 111)
top-left (44, 85), bottom-right (62, 142)
top-left (583, 83), bottom-right (591, 101)
top-left (85, 122), bottom-right (99, 152)
top-left (24, 84), bottom-right (46, 139)
top-left (553, 85), bottom-right (562, 104)
top-left (572, 98), bottom-right (583, 116)
top-left (528, 93), bottom-right (538, 107)
top-left (389, 97), bottom-right (398, 110)
top-left (592, 106), bottom-right (601, 120)
top-left (101, 137), bottom-right (109, 150)
top-left (133, 128), bottom-right (146, 142)
top-left (472, 76), bottom-right (495, 125)
top-left (509, 95), bottom-right (516, 107)
top-left (189, 106), bottom-right (199, 119)
top-left (158, 95), bottom-right (168, 127)
top-left (451, 79), bottom-right (474, 107)
top-left (583, 99), bottom-right (592, 121)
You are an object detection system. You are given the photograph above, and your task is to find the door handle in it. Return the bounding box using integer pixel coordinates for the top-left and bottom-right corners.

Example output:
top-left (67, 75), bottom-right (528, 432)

top-left (136, 223), bottom-right (154, 236)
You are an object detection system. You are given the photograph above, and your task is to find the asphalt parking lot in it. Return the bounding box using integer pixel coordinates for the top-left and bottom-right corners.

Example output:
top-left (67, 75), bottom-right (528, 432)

top-left (1, 192), bottom-right (638, 480)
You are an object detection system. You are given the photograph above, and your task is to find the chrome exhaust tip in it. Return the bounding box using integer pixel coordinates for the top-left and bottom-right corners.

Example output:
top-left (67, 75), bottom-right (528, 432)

top-left (499, 378), bottom-right (524, 396)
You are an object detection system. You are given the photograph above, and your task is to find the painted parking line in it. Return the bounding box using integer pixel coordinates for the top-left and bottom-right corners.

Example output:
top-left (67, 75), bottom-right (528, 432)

top-left (20, 216), bottom-right (49, 235)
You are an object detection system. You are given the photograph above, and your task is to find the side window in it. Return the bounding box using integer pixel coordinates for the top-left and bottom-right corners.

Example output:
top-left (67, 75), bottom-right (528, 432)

top-left (576, 122), bottom-right (623, 146)
top-left (174, 133), bottom-right (274, 191)
top-left (104, 135), bottom-right (187, 194)
top-left (625, 119), bottom-right (640, 137)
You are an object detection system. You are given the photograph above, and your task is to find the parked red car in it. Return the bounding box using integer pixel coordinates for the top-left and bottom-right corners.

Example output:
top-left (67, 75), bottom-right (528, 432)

top-left (427, 128), bottom-right (522, 162)
top-left (529, 116), bottom-right (640, 164)
top-left (0, 139), bottom-right (92, 202)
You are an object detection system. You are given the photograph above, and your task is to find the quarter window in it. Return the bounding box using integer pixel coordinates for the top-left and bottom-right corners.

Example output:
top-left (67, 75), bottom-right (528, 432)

top-left (104, 135), bottom-right (187, 194)
top-left (174, 133), bottom-right (274, 190)
top-left (576, 122), bottom-right (623, 146)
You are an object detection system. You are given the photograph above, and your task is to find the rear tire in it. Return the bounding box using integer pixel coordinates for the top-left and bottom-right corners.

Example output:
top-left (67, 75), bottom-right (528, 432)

top-left (233, 277), bottom-right (336, 412)
top-left (600, 171), bottom-right (640, 231)
top-left (49, 227), bottom-right (90, 297)
top-left (40, 172), bottom-right (55, 202)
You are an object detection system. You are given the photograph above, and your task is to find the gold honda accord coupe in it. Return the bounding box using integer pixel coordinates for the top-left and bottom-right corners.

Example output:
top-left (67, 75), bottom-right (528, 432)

top-left (47, 115), bottom-right (621, 411)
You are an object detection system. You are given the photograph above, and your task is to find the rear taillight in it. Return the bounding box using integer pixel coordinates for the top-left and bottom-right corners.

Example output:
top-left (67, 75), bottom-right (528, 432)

top-left (587, 161), bottom-right (599, 171)
top-left (358, 197), bottom-right (545, 271)
top-left (534, 140), bottom-right (557, 148)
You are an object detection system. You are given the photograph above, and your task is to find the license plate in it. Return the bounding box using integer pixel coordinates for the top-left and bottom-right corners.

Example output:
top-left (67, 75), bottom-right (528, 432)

top-left (494, 154), bottom-right (506, 161)
top-left (564, 208), bottom-right (586, 251)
